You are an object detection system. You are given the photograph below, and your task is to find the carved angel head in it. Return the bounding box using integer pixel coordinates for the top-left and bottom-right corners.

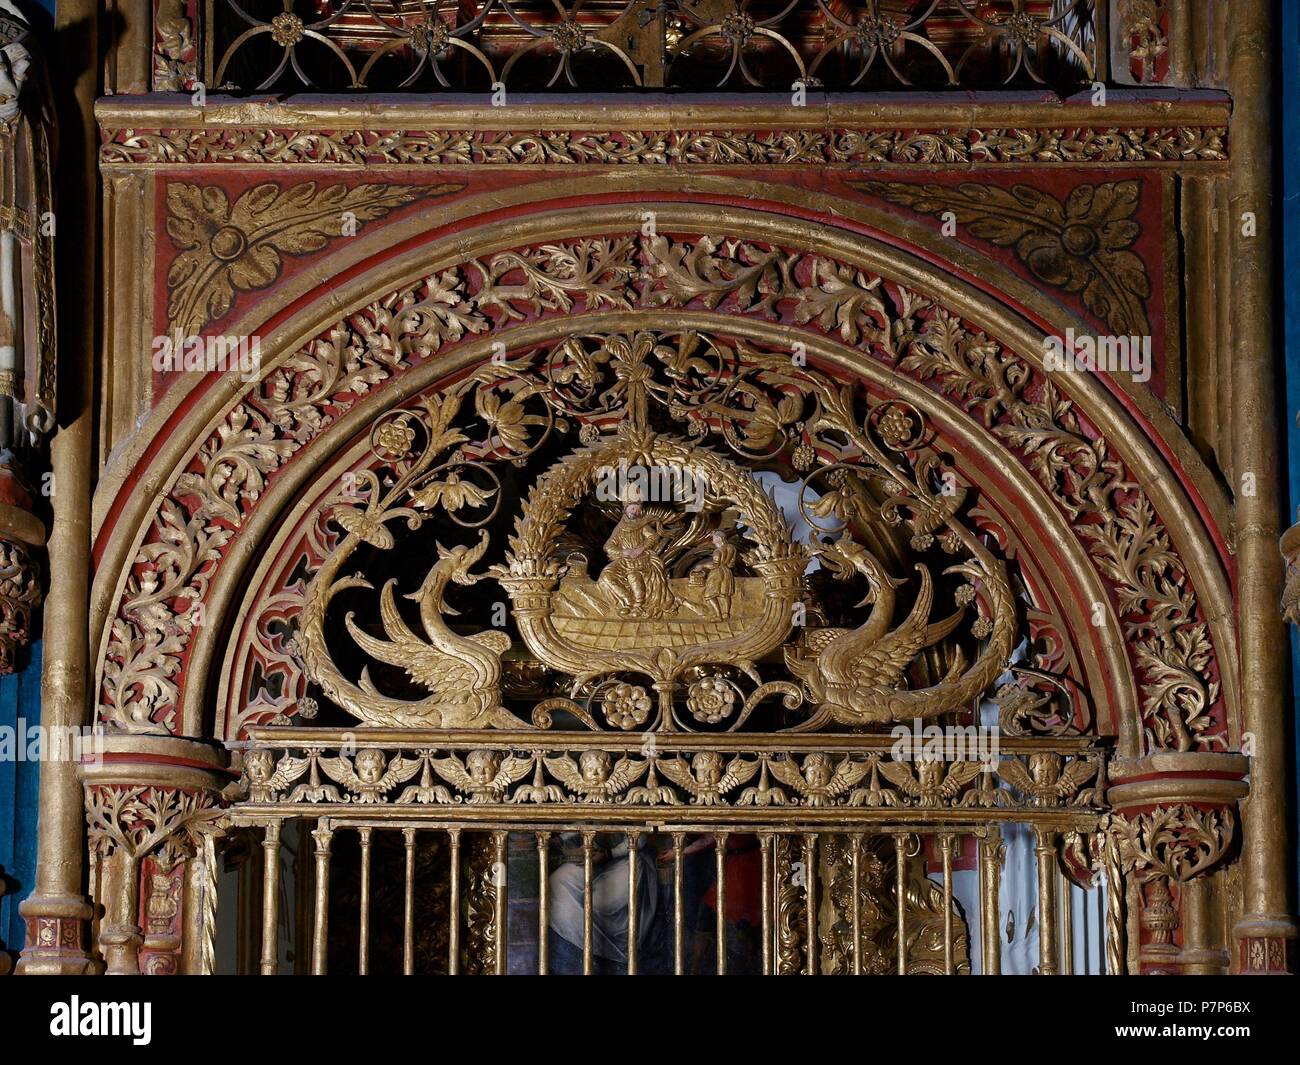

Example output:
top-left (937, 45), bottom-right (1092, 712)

top-left (578, 750), bottom-right (612, 785)
top-left (355, 748), bottom-right (386, 785)
top-left (802, 752), bottom-right (834, 788)
top-left (1028, 752), bottom-right (1062, 785)
top-left (245, 749), bottom-right (274, 784)
top-left (917, 759), bottom-right (945, 790)
top-left (466, 749), bottom-right (502, 785)
top-left (692, 751), bottom-right (724, 786)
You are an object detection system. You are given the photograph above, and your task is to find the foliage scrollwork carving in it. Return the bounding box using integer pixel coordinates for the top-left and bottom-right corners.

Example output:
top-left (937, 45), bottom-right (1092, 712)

top-left (101, 225), bottom-right (1223, 753)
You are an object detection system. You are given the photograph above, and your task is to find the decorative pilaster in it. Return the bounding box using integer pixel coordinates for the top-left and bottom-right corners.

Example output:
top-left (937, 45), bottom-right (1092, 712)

top-left (81, 734), bottom-right (233, 975)
top-left (15, 0), bottom-right (95, 977)
top-left (1105, 753), bottom-right (1247, 974)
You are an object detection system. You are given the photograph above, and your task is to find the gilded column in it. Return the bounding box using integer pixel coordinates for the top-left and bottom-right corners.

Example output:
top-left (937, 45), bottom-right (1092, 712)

top-left (1229, 0), bottom-right (1298, 974)
top-left (16, 0), bottom-right (98, 975)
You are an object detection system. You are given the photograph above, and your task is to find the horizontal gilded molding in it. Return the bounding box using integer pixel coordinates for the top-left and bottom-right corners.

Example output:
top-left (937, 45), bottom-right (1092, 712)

top-left (95, 96), bottom-right (1231, 168)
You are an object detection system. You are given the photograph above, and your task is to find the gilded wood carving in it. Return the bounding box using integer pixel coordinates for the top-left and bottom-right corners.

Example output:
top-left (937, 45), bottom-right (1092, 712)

top-left (100, 221), bottom-right (1223, 753)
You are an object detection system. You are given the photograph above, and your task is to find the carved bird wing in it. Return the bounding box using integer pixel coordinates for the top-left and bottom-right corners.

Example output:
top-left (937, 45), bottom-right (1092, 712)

top-left (766, 757), bottom-right (810, 795)
top-left (877, 760), bottom-right (922, 797)
top-left (542, 754), bottom-right (586, 794)
top-left (606, 757), bottom-right (650, 794)
top-left (491, 755), bottom-right (535, 792)
top-left (656, 758), bottom-right (700, 796)
top-left (317, 756), bottom-right (362, 792)
top-left (430, 754), bottom-right (476, 792)
top-left (801, 628), bottom-right (852, 657)
top-left (346, 580), bottom-right (473, 691)
top-left (994, 758), bottom-right (1037, 797)
top-left (827, 757), bottom-right (874, 797)
top-left (379, 754), bottom-right (425, 791)
top-left (847, 565), bottom-right (937, 689)
top-left (1056, 759), bottom-right (1098, 797)
top-left (719, 756), bottom-right (760, 792)
top-left (267, 755), bottom-right (310, 792)
top-left (470, 629), bottom-right (512, 655)
top-left (941, 761), bottom-right (985, 799)
top-left (784, 629), bottom-right (849, 690)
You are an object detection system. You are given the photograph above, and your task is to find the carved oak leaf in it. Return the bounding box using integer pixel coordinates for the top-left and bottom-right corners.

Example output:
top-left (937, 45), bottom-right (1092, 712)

top-left (165, 181), bottom-right (462, 336)
top-left (852, 180), bottom-right (1151, 336)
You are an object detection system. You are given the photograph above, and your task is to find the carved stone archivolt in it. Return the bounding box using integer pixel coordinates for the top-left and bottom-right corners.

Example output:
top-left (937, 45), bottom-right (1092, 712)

top-left (95, 219), bottom-right (1227, 756)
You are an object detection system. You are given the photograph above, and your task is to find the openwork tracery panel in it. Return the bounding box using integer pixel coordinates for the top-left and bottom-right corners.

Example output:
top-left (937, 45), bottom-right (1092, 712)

top-left (192, 0), bottom-right (1097, 94)
top-left (97, 223), bottom-right (1225, 756)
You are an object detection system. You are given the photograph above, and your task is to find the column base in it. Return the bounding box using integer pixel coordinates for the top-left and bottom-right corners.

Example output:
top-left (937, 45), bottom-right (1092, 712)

top-left (15, 893), bottom-right (100, 975)
top-left (1234, 914), bottom-right (1298, 974)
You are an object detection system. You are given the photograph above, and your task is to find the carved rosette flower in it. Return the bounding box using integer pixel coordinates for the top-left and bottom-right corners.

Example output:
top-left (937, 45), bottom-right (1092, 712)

top-left (373, 419), bottom-right (416, 459)
top-left (855, 15), bottom-right (900, 50)
top-left (602, 683), bottom-right (652, 730)
top-left (270, 13), bottom-right (305, 48)
top-left (550, 18), bottom-right (588, 55)
top-left (1000, 12), bottom-right (1043, 48)
top-left (686, 675), bottom-right (736, 724)
top-left (410, 17), bottom-right (451, 56)
top-left (721, 12), bottom-right (755, 45)
top-left (875, 406), bottom-right (913, 449)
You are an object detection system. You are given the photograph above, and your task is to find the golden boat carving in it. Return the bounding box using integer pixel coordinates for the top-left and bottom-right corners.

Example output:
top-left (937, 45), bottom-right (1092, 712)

top-left (494, 430), bottom-right (807, 690)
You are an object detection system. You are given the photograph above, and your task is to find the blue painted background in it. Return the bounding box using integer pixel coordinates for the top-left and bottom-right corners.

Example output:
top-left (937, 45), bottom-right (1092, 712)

top-left (0, 643), bottom-right (42, 957)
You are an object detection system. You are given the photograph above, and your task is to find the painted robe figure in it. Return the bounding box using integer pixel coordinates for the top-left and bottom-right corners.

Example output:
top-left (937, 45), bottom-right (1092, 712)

top-left (690, 531), bottom-right (736, 619)
top-left (547, 831), bottom-right (658, 974)
top-left (596, 501), bottom-right (678, 618)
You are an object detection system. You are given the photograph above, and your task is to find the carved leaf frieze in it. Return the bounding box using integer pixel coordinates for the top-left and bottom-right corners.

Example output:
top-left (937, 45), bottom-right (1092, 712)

top-left (101, 126), bottom-right (1228, 168)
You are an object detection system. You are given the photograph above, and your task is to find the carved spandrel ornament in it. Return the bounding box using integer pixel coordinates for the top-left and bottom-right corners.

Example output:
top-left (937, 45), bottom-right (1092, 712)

top-left (0, 2), bottom-right (54, 674)
top-left (295, 327), bottom-right (1019, 733)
